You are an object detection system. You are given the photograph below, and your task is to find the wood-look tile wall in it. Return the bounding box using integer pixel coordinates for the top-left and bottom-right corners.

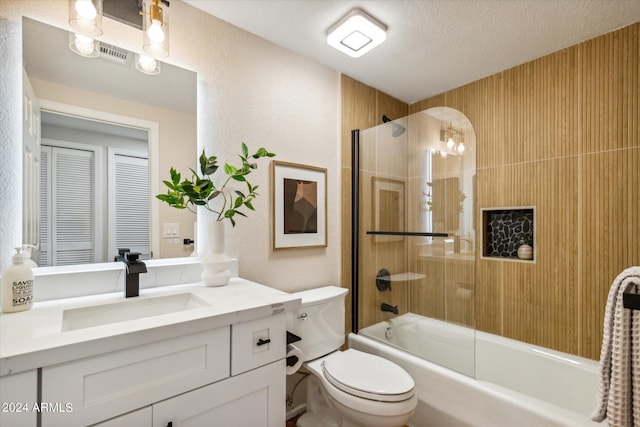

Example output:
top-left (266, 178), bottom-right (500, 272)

top-left (340, 75), bottom-right (408, 334)
top-left (342, 23), bottom-right (639, 360)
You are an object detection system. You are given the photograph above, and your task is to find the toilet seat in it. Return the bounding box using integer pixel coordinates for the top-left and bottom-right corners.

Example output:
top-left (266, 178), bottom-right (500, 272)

top-left (321, 349), bottom-right (414, 402)
top-left (304, 349), bottom-right (417, 418)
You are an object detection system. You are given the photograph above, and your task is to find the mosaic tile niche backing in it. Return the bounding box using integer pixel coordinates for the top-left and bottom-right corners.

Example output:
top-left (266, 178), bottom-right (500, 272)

top-left (484, 209), bottom-right (534, 259)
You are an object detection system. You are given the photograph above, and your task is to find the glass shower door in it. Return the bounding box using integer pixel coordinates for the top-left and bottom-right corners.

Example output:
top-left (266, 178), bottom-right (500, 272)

top-left (354, 107), bottom-right (477, 376)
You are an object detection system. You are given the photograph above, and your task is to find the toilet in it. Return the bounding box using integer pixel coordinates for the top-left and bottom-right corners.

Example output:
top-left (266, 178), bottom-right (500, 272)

top-left (287, 286), bottom-right (417, 427)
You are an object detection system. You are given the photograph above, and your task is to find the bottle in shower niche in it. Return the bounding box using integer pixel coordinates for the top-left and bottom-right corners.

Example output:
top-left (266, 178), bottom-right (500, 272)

top-left (1, 247), bottom-right (34, 313)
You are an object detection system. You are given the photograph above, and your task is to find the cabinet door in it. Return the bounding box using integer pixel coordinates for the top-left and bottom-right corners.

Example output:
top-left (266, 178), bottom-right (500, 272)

top-left (0, 370), bottom-right (37, 427)
top-left (92, 407), bottom-right (151, 427)
top-left (42, 327), bottom-right (230, 427)
top-left (153, 360), bottom-right (285, 427)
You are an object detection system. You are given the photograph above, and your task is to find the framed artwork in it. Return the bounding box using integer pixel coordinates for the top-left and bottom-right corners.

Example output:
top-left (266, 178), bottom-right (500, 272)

top-left (372, 177), bottom-right (405, 242)
top-left (272, 161), bottom-right (327, 250)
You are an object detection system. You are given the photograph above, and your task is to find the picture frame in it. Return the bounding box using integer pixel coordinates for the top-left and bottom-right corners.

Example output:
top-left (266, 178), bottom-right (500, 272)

top-left (372, 177), bottom-right (405, 242)
top-left (272, 161), bottom-right (327, 250)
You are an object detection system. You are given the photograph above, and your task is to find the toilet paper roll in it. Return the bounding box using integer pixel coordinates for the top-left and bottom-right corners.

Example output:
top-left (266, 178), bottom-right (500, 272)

top-left (286, 344), bottom-right (303, 375)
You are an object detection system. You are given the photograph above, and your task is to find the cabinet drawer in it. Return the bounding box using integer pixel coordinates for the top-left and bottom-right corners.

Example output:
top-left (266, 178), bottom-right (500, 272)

top-left (42, 327), bottom-right (230, 427)
top-left (231, 313), bottom-right (285, 375)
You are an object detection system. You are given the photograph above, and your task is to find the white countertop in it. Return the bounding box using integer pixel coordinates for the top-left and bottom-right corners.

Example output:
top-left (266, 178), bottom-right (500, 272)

top-left (0, 278), bottom-right (301, 377)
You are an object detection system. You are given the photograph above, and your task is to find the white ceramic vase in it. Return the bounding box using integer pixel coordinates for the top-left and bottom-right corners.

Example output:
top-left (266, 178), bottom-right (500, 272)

top-left (517, 244), bottom-right (533, 260)
top-left (201, 220), bottom-right (232, 286)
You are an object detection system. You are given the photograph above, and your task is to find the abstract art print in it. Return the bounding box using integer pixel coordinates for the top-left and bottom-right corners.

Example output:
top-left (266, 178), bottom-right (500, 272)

top-left (272, 161), bottom-right (327, 250)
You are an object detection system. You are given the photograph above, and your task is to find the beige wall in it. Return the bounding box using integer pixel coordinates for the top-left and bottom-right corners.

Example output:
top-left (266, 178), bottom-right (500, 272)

top-left (342, 23), bottom-right (640, 360)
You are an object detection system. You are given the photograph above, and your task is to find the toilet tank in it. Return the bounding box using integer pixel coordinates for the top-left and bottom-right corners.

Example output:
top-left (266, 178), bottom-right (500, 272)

top-left (286, 286), bottom-right (348, 361)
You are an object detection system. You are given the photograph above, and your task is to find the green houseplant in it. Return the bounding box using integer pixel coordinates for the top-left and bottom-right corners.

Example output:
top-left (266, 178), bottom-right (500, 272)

top-left (517, 230), bottom-right (533, 247)
top-left (157, 143), bottom-right (275, 227)
top-left (157, 143), bottom-right (275, 286)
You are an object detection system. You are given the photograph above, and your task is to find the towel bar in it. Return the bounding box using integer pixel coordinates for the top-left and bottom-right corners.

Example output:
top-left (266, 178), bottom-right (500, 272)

top-left (623, 292), bottom-right (640, 310)
top-left (366, 231), bottom-right (449, 237)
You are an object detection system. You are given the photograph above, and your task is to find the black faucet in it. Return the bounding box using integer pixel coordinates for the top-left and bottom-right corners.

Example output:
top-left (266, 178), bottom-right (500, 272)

top-left (381, 303), bottom-right (399, 315)
top-left (114, 247), bottom-right (130, 262)
top-left (123, 252), bottom-right (147, 298)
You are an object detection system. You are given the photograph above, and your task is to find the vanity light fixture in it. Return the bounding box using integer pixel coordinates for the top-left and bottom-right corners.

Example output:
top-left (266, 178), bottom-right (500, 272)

top-left (68, 32), bottom-right (100, 58)
top-left (327, 8), bottom-right (386, 58)
top-left (135, 53), bottom-right (161, 75)
top-left (446, 134), bottom-right (455, 150)
top-left (457, 138), bottom-right (466, 154)
top-left (438, 124), bottom-right (466, 157)
top-left (142, 0), bottom-right (170, 58)
top-left (68, 0), bottom-right (103, 37)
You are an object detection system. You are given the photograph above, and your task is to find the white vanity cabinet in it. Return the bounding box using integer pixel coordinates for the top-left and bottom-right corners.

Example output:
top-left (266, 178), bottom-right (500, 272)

top-left (0, 370), bottom-right (38, 427)
top-left (40, 312), bottom-right (287, 427)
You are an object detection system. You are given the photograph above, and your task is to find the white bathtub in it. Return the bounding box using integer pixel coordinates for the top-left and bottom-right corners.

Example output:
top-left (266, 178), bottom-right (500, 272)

top-left (351, 313), bottom-right (600, 427)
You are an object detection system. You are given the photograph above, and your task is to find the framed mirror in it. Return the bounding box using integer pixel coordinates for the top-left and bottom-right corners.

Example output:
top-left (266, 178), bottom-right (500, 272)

top-left (22, 17), bottom-right (197, 266)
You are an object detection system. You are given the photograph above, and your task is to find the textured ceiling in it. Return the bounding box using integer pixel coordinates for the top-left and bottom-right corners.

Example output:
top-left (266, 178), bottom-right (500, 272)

top-left (184, 0), bottom-right (640, 104)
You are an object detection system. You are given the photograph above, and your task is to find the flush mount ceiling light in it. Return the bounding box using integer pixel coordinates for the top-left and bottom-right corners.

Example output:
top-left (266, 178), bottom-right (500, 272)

top-left (327, 8), bottom-right (386, 58)
top-left (68, 0), bottom-right (103, 37)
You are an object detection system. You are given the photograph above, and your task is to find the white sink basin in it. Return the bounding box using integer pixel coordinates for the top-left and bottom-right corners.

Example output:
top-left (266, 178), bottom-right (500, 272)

top-left (61, 293), bottom-right (210, 332)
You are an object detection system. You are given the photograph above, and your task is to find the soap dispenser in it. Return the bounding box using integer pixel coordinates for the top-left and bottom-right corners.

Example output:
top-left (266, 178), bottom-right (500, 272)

top-left (22, 244), bottom-right (38, 268)
top-left (1, 247), bottom-right (34, 313)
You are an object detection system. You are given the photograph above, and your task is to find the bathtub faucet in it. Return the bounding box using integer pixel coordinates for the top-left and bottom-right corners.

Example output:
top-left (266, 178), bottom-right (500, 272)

top-left (381, 303), bottom-right (399, 315)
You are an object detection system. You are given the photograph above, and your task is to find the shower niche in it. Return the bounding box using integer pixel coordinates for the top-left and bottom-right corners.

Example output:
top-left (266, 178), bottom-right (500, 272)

top-left (481, 207), bottom-right (535, 261)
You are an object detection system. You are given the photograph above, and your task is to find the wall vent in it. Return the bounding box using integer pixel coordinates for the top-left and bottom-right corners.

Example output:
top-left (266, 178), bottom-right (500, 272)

top-left (98, 43), bottom-right (130, 66)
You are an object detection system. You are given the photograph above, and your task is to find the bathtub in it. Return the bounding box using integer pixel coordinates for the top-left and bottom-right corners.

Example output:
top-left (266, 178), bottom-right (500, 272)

top-left (351, 313), bottom-right (600, 427)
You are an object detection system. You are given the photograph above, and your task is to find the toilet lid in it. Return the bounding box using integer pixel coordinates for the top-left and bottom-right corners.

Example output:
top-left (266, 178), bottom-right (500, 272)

top-left (322, 349), bottom-right (414, 402)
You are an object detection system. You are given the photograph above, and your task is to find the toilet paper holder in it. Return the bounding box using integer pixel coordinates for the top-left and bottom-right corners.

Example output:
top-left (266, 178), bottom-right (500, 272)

top-left (287, 331), bottom-right (302, 345)
top-left (286, 331), bottom-right (302, 368)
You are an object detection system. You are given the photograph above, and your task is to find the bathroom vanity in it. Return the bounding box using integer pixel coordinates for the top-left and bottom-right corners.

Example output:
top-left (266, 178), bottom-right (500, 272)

top-left (0, 278), bottom-right (300, 427)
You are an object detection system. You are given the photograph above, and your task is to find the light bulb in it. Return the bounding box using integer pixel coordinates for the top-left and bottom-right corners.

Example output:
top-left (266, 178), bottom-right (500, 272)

top-left (447, 137), bottom-right (455, 150)
top-left (457, 142), bottom-right (465, 154)
top-left (147, 19), bottom-right (165, 44)
top-left (75, 0), bottom-right (97, 20)
top-left (74, 33), bottom-right (95, 55)
top-left (138, 55), bottom-right (157, 73)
